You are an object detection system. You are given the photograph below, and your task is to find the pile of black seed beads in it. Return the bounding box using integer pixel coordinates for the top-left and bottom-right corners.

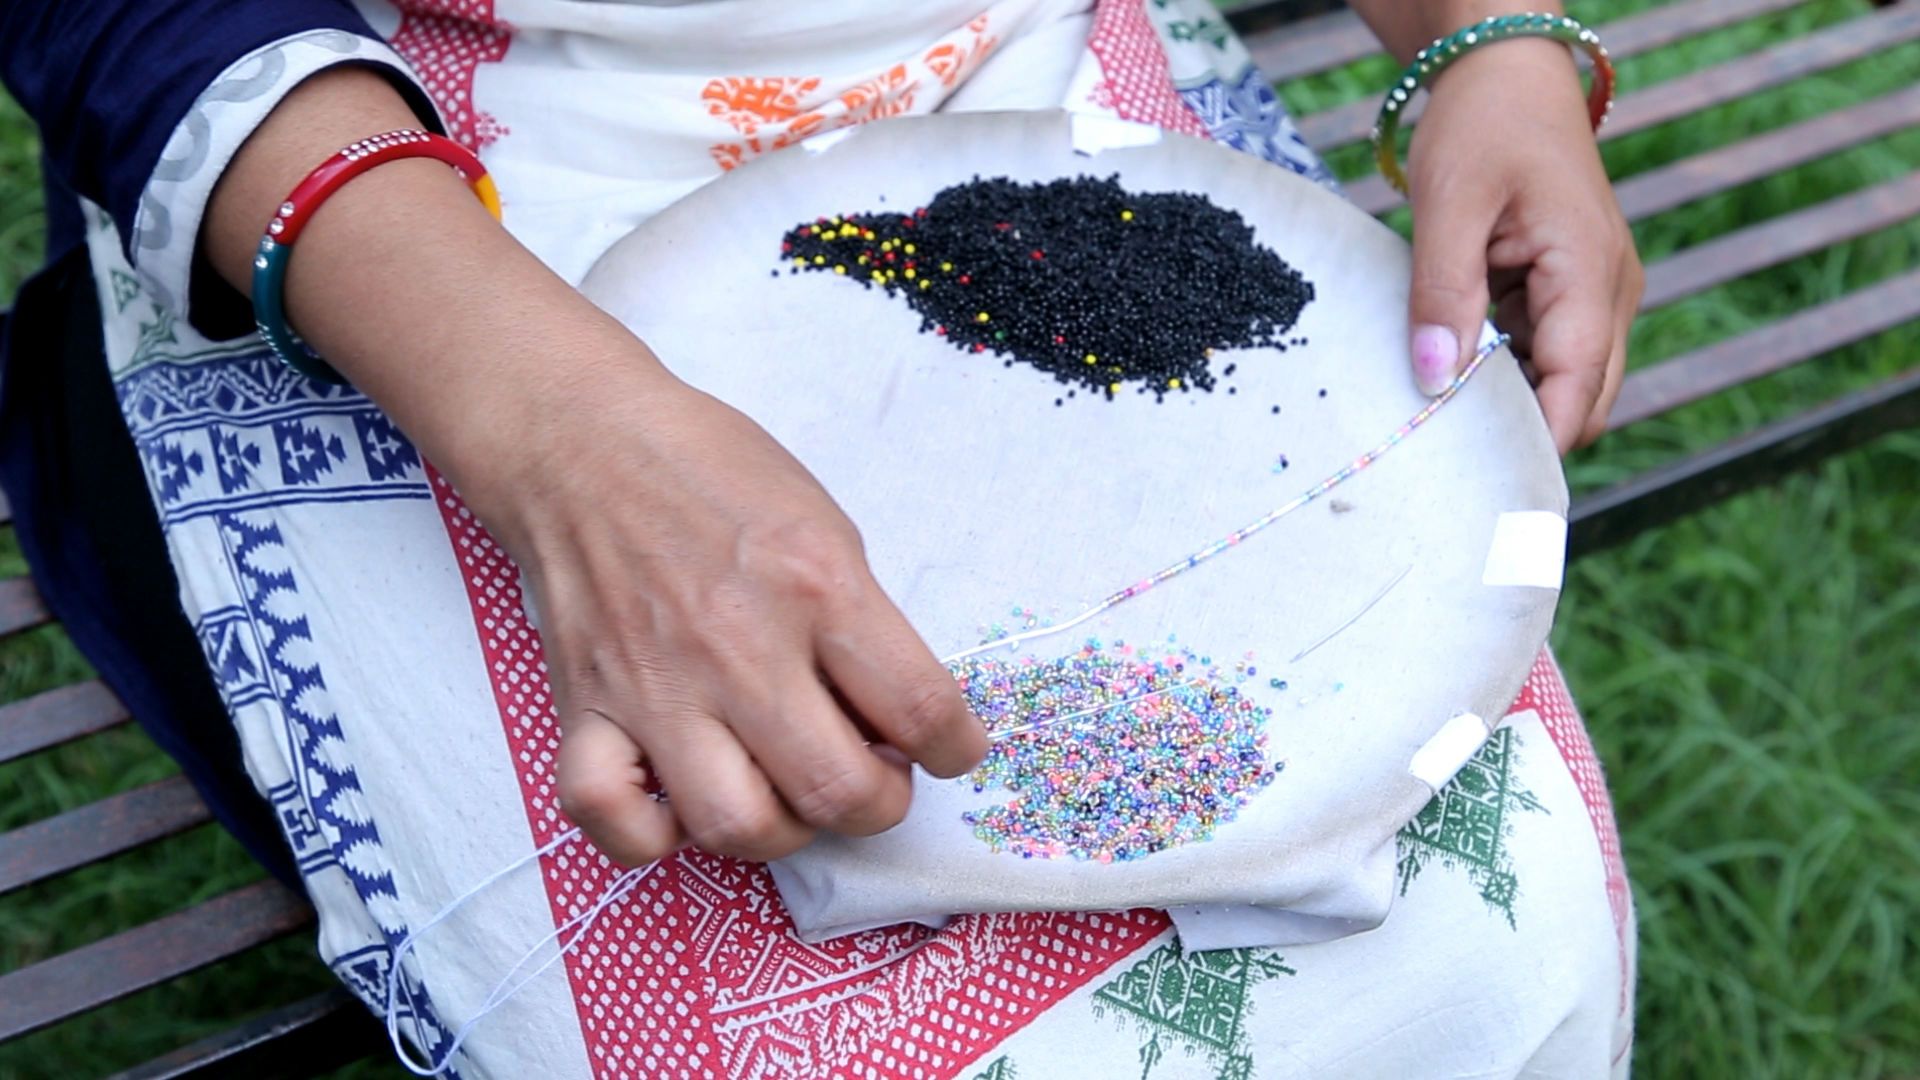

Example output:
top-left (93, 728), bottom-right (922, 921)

top-left (780, 175), bottom-right (1315, 401)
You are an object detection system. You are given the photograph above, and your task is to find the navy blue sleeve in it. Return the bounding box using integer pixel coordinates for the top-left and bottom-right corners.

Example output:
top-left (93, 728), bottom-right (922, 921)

top-left (0, 0), bottom-right (386, 257)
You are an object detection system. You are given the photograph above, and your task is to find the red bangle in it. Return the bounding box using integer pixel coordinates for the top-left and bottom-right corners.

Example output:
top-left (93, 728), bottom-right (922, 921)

top-left (266, 129), bottom-right (502, 244)
top-left (254, 130), bottom-right (503, 383)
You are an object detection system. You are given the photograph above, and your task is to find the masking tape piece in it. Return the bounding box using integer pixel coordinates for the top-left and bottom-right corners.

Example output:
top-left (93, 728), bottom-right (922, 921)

top-left (1070, 113), bottom-right (1163, 156)
top-left (1408, 712), bottom-right (1490, 790)
top-left (802, 128), bottom-right (858, 154)
top-left (1482, 510), bottom-right (1567, 589)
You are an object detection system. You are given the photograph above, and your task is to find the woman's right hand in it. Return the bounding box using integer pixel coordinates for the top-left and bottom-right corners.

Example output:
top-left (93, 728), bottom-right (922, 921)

top-left (205, 67), bottom-right (987, 867)
top-left (493, 359), bottom-right (988, 866)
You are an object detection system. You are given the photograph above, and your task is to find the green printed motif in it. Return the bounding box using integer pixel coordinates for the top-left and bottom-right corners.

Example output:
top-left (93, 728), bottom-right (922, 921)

top-left (1396, 725), bottom-right (1545, 927)
top-left (1093, 941), bottom-right (1294, 1080)
top-left (969, 1057), bottom-right (1018, 1080)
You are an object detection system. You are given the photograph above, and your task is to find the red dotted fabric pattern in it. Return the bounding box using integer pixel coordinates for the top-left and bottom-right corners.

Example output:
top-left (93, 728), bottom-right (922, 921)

top-left (1515, 650), bottom-right (1634, 1027)
top-left (389, 0), bottom-right (512, 150)
top-left (1085, 0), bottom-right (1210, 138)
top-left (427, 467), bottom-right (1168, 1079)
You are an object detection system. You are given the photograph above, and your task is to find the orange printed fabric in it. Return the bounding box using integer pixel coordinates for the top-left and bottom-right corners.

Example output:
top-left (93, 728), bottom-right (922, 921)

top-left (703, 15), bottom-right (1000, 171)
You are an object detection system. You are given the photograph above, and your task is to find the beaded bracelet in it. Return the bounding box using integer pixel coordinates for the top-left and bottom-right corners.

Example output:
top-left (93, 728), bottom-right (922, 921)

top-left (253, 130), bottom-right (503, 384)
top-left (1371, 12), bottom-right (1615, 196)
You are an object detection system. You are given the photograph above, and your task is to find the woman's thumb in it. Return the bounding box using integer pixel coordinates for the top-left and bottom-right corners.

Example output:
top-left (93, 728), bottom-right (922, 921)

top-left (1406, 175), bottom-right (1497, 396)
top-left (1411, 323), bottom-right (1464, 396)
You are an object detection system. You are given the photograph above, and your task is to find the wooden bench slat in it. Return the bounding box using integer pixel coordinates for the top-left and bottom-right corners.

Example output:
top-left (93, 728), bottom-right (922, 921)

top-left (0, 775), bottom-right (213, 897)
top-left (1611, 266), bottom-right (1920, 429)
top-left (1571, 362), bottom-right (1920, 555)
top-left (1296, 2), bottom-right (1920, 153)
top-left (0, 574), bottom-right (52, 639)
top-left (0, 880), bottom-right (314, 1042)
top-left (1607, 1), bottom-right (1920, 140)
top-left (1592, 0), bottom-right (1816, 57)
top-left (1244, 8), bottom-right (1378, 85)
top-left (1613, 82), bottom-right (1920, 221)
top-left (0, 680), bottom-right (132, 766)
top-left (1347, 78), bottom-right (1920, 218)
top-left (1241, 0), bottom-right (1812, 92)
top-left (1641, 169), bottom-right (1920, 310)
top-left (104, 987), bottom-right (388, 1080)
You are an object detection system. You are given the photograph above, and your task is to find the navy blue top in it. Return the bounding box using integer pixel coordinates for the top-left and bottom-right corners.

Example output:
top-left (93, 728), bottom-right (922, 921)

top-left (1, 0), bottom-right (382, 258)
top-left (0, 0), bottom-right (415, 885)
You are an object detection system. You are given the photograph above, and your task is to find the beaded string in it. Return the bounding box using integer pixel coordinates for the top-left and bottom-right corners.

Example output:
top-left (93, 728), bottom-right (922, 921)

top-left (941, 333), bottom-right (1505, 666)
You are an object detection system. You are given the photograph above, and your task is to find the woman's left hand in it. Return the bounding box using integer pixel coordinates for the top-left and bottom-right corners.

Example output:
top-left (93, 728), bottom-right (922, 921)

top-left (1395, 32), bottom-right (1643, 453)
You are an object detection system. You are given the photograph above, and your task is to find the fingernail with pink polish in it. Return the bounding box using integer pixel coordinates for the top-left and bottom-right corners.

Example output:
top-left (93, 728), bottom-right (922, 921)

top-left (1412, 324), bottom-right (1460, 396)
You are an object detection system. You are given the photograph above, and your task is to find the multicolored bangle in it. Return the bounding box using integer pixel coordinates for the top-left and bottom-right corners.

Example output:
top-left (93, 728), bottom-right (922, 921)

top-left (1371, 12), bottom-right (1615, 197)
top-left (252, 129), bottom-right (504, 384)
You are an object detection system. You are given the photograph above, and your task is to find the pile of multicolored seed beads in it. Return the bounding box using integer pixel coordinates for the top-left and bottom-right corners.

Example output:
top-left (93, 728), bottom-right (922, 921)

top-left (951, 641), bottom-right (1279, 862)
top-left (780, 175), bottom-right (1314, 401)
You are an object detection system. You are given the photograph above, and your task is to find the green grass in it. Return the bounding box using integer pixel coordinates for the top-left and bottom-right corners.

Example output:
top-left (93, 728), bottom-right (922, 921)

top-left (5, 4), bottom-right (1920, 1076)
top-left (1280, 1), bottom-right (1920, 1074)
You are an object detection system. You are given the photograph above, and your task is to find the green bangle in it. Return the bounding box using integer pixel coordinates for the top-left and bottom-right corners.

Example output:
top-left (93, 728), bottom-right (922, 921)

top-left (1371, 12), bottom-right (1615, 196)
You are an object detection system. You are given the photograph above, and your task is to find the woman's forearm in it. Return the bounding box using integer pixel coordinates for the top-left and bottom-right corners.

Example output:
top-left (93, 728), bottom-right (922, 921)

top-left (198, 65), bottom-right (984, 868)
top-left (201, 66), bottom-right (670, 540)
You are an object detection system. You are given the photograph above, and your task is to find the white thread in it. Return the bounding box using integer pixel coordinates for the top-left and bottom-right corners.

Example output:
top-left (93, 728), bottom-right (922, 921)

top-left (384, 826), bottom-right (658, 1076)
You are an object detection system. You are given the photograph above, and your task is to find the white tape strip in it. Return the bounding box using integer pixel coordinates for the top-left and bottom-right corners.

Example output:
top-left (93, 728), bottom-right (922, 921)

top-left (802, 128), bottom-right (858, 154)
top-left (1408, 713), bottom-right (1491, 790)
top-left (1482, 510), bottom-right (1568, 589)
top-left (1070, 113), bottom-right (1162, 156)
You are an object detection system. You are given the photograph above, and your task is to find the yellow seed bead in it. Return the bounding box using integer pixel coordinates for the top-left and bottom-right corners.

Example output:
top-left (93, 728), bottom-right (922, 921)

top-left (1085, 353), bottom-right (1098, 364)
top-left (977, 312), bottom-right (990, 322)
top-left (880, 241), bottom-right (892, 251)
top-left (1121, 209), bottom-right (1134, 221)
top-left (835, 265), bottom-right (847, 274)
top-left (904, 268), bottom-right (916, 279)
top-left (1109, 383), bottom-right (1121, 393)
top-left (813, 255), bottom-right (825, 265)
top-left (904, 244), bottom-right (916, 254)
top-left (919, 279), bottom-right (931, 289)
top-left (858, 255), bottom-right (868, 265)
top-left (1168, 378), bottom-right (1181, 389)
top-left (941, 262), bottom-right (953, 272)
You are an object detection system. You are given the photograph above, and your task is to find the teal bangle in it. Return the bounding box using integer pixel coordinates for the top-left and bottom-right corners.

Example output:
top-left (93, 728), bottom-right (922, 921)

top-left (252, 236), bottom-right (341, 382)
top-left (1371, 12), bottom-right (1615, 196)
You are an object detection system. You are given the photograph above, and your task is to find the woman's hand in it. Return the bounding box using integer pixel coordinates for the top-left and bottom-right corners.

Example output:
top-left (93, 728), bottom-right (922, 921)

top-left (502, 363), bottom-right (989, 866)
top-left (1355, 3), bottom-right (1643, 453)
top-left (204, 67), bottom-right (987, 867)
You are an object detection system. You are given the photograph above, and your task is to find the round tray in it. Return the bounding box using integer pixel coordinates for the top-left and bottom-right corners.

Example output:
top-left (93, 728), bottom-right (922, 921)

top-left (581, 109), bottom-right (1565, 940)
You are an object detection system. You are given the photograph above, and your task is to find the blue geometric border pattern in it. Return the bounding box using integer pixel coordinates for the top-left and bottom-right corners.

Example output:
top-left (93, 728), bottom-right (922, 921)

top-left (1179, 65), bottom-right (1338, 188)
top-left (205, 511), bottom-right (460, 1071)
top-left (116, 352), bottom-right (430, 526)
top-left (332, 943), bottom-right (464, 1076)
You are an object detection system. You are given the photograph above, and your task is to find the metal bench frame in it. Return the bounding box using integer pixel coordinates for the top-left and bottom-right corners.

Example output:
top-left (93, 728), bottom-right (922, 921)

top-left (5, 0), bottom-right (1918, 1072)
